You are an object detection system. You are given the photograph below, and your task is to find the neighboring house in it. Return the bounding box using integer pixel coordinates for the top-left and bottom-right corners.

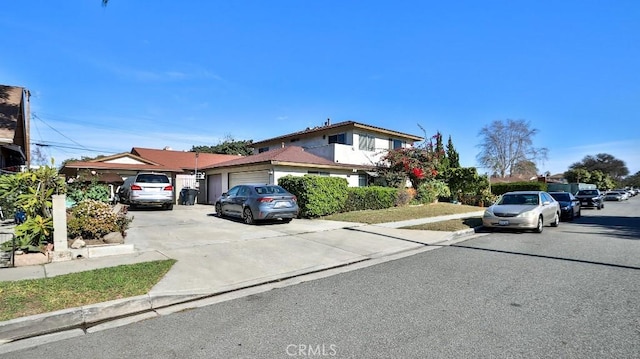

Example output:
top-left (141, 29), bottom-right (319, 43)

top-left (60, 148), bottom-right (238, 204)
top-left (0, 85), bottom-right (30, 172)
top-left (201, 145), bottom-right (375, 204)
top-left (251, 119), bottom-right (423, 166)
top-left (61, 121), bottom-right (424, 206)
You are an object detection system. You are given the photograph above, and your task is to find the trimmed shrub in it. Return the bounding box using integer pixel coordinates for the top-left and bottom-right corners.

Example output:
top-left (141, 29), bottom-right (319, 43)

top-left (67, 200), bottom-right (132, 239)
top-left (342, 186), bottom-right (397, 212)
top-left (490, 181), bottom-right (547, 196)
top-left (279, 175), bottom-right (348, 218)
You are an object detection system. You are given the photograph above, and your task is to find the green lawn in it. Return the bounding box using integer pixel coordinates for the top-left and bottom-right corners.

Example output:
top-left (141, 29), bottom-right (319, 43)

top-left (0, 259), bottom-right (176, 322)
top-left (323, 202), bottom-right (483, 224)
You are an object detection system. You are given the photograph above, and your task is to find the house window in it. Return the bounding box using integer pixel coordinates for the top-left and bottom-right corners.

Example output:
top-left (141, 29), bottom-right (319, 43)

top-left (390, 139), bottom-right (404, 149)
top-left (258, 147), bottom-right (269, 153)
top-left (358, 174), bottom-right (367, 187)
top-left (328, 133), bottom-right (347, 145)
top-left (359, 134), bottom-right (375, 151)
top-left (308, 171), bottom-right (330, 176)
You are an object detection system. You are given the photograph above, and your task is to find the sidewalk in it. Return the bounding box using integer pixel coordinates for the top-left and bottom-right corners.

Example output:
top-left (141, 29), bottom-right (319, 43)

top-left (0, 209), bottom-right (484, 353)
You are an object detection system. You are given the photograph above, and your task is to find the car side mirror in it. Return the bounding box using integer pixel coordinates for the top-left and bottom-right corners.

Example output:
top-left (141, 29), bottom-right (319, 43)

top-left (221, 192), bottom-right (228, 197)
top-left (542, 201), bottom-right (551, 205)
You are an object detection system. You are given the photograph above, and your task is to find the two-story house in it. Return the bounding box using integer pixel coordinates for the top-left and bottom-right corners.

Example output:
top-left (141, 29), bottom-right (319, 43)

top-left (200, 120), bottom-right (423, 203)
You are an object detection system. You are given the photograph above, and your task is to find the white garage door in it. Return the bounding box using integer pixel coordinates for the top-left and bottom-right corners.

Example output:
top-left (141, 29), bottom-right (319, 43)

top-left (229, 171), bottom-right (270, 187)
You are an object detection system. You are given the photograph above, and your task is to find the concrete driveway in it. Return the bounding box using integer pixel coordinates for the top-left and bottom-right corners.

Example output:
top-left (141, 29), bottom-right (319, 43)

top-left (125, 205), bottom-right (456, 296)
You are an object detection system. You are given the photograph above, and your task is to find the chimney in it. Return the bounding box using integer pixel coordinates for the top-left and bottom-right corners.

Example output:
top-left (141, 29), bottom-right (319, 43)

top-left (325, 118), bottom-right (331, 126)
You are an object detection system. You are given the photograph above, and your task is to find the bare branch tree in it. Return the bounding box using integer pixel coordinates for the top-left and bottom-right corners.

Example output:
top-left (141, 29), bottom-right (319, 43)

top-left (476, 119), bottom-right (548, 177)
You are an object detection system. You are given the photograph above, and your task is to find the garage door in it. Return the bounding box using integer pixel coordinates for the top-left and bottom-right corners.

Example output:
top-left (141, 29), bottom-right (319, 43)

top-left (229, 171), bottom-right (270, 187)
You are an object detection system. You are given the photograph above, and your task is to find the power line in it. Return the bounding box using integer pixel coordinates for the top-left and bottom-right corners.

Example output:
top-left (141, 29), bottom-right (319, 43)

top-left (32, 113), bottom-right (92, 151)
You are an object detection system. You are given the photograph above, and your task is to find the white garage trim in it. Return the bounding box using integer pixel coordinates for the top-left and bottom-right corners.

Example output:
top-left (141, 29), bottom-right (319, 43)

top-left (229, 171), bottom-right (270, 187)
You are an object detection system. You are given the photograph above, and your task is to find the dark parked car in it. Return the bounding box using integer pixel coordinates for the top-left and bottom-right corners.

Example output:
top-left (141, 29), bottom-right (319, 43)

top-left (575, 189), bottom-right (604, 210)
top-left (549, 192), bottom-right (581, 220)
top-left (215, 184), bottom-right (299, 224)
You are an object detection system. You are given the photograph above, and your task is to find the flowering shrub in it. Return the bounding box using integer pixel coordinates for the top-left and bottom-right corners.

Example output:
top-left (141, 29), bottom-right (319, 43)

top-left (378, 134), bottom-right (446, 189)
top-left (67, 200), bottom-right (132, 239)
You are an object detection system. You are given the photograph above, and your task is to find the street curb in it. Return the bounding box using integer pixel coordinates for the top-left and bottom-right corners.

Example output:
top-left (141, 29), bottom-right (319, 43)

top-left (0, 223), bottom-right (485, 347)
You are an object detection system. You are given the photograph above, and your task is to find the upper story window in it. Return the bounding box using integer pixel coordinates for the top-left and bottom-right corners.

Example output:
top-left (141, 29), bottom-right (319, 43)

top-left (258, 147), bottom-right (269, 153)
top-left (328, 133), bottom-right (347, 145)
top-left (390, 139), bottom-right (404, 149)
top-left (359, 134), bottom-right (375, 151)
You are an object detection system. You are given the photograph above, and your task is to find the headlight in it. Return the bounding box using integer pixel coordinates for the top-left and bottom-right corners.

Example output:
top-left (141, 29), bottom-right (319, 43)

top-left (483, 210), bottom-right (493, 218)
top-left (516, 210), bottom-right (537, 218)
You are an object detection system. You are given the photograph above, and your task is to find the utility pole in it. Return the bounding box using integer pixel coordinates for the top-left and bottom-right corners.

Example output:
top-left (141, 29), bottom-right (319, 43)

top-left (195, 152), bottom-right (199, 188)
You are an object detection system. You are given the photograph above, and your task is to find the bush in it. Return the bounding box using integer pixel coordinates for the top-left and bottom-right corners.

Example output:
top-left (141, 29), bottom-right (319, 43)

top-left (342, 186), bottom-right (397, 212)
top-left (490, 181), bottom-right (547, 195)
top-left (67, 181), bottom-right (111, 203)
top-left (416, 179), bottom-right (451, 204)
top-left (395, 187), bottom-right (415, 207)
top-left (67, 200), bottom-right (132, 239)
top-left (279, 175), bottom-right (349, 218)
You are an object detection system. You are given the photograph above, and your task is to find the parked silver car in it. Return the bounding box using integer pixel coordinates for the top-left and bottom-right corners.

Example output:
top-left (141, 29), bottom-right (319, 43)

top-left (482, 191), bottom-right (560, 233)
top-left (215, 184), bottom-right (299, 224)
top-left (118, 172), bottom-right (174, 210)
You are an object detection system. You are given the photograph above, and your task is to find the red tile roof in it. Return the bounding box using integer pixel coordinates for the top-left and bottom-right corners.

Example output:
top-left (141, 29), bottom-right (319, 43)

top-left (131, 147), bottom-right (240, 170)
top-left (62, 161), bottom-right (182, 172)
top-left (203, 145), bottom-right (372, 170)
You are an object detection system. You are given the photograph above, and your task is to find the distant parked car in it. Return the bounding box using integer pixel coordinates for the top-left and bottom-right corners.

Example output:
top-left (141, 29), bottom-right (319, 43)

top-left (575, 189), bottom-right (604, 210)
top-left (118, 172), bottom-right (174, 210)
top-left (549, 192), bottom-right (581, 220)
top-left (604, 191), bottom-right (627, 201)
top-left (215, 184), bottom-right (299, 224)
top-left (482, 191), bottom-right (560, 233)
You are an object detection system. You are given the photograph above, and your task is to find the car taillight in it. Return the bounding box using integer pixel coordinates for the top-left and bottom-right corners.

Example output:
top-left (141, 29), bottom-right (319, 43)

top-left (163, 185), bottom-right (173, 191)
top-left (258, 197), bottom-right (274, 203)
top-left (130, 184), bottom-right (142, 191)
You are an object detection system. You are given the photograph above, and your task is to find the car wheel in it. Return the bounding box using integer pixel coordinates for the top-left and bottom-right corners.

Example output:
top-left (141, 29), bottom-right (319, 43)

top-left (568, 210), bottom-right (574, 221)
top-left (215, 203), bottom-right (224, 217)
top-left (535, 216), bottom-right (544, 233)
top-left (551, 212), bottom-right (560, 227)
top-left (165, 203), bottom-right (173, 210)
top-left (577, 208), bottom-right (581, 218)
top-left (282, 218), bottom-right (292, 223)
top-left (243, 207), bottom-right (254, 225)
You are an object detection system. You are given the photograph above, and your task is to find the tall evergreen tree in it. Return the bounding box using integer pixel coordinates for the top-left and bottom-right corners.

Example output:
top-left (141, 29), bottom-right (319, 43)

top-left (446, 135), bottom-right (460, 168)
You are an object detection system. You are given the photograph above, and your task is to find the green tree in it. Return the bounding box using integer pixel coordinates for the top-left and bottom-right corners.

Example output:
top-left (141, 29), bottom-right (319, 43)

top-left (476, 119), bottom-right (548, 177)
top-left (623, 171), bottom-right (640, 188)
top-left (563, 168), bottom-right (591, 183)
top-left (192, 136), bottom-right (253, 156)
top-left (446, 135), bottom-right (460, 168)
top-left (569, 153), bottom-right (629, 182)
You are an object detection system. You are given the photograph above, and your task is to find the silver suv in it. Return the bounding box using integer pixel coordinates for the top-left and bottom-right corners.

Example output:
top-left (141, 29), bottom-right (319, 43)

top-left (118, 172), bottom-right (174, 210)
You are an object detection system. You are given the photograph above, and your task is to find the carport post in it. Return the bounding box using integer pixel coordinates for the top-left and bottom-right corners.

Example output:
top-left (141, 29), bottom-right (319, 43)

top-left (51, 194), bottom-right (72, 262)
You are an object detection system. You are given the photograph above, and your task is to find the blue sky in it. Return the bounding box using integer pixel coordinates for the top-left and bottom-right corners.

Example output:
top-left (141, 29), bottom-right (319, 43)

top-left (2, 1), bottom-right (639, 176)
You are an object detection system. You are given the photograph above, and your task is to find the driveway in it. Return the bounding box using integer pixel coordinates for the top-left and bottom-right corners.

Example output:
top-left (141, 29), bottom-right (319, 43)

top-left (124, 205), bottom-right (456, 297)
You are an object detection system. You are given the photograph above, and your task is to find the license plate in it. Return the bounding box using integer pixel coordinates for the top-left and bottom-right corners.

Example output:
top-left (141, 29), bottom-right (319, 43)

top-left (498, 220), bottom-right (509, 226)
top-left (274, 201), bottom-right (291, 208)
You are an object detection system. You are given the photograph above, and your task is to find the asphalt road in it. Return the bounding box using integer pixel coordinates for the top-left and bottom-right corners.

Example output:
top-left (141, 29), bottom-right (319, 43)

top-left (7, 198), bottom-right (640, 358)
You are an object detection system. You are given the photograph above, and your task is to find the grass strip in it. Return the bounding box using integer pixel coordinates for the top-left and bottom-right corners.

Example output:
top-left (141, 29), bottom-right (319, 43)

top-left (0, 259), bottom-right (176, 321)
top-left (323, 202), bottom-right (482, 224)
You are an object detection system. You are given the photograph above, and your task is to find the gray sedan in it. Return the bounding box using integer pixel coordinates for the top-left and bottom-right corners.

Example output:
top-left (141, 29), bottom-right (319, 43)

top-left (215, 184), bottom-right (299, 224)
top-left (482, 191), bottom-right (561, 233)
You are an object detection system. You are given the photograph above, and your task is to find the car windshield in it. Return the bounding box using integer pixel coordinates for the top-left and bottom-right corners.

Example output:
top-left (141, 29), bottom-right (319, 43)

top-left (254, 185), bottom-right (287, 195)
top-left (578, 190), bottom-right (597, 195)
top-left (551, 193), bottom-right (570, 201)
top-left (499, 194), bottom-right (539, 205)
